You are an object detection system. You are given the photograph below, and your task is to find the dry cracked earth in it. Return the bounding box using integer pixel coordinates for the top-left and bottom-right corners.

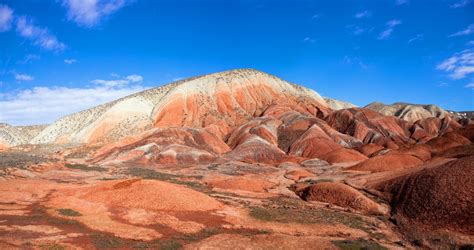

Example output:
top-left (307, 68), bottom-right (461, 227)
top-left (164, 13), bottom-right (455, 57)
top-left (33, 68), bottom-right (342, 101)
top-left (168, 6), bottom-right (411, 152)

top-left (0, 69), bottom-right (473, 249)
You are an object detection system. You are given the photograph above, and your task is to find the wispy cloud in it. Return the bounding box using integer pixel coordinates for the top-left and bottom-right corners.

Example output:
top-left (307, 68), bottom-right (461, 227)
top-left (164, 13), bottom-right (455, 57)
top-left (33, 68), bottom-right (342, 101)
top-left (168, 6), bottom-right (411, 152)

top-left (18, 54), bottom-right (40, 64)
top-left (396, 0), bottom-right (409, 5)
top-left (347, 24), bottom-right (366, 35)
top-left (302, 37), bottom-right (315, 43)
top-left (16, 16), bottom-right (66, 51)
top-left (468, 40), bottom-right (474, 45)
top-left (378, 19), bottom-right (402, 40)
top-left (408, 34), bottom-right (423, 43)
top-left (0, 85), bottom-right (147, 125)
top-left (0, 4), bottom-right (13, 32)
top-left (14, 73), bottom-right (34, 81)
top-left (62, 0), bottom-right (131, 27)
top-left (437, 49), bottom-right (474, 79)
top-left (343, 56), bottom-right (368, 69)
top-left (437, 82), bottom-right (449, 87)
top-left (449, 24), bottom-right (474, 37)
top-left (354, 10), bottom-right (371, 19)
top-left (125, 74), bottom-right (143, 82)
top-left (64, 59), bottom-right (78, 64)
top-left (451, 0), bottom-right (471, 8)
top-left (465, 82), bottom-right (474, 89)
top-left (91, 74), bottom-right (144, 87)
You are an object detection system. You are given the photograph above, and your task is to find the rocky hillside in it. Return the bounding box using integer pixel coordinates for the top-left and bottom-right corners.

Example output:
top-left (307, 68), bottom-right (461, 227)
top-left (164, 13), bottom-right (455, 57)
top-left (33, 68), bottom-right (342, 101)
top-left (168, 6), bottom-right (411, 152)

top-left (323, 97), bottom-right (357, 110)
top-left (2, 69), bottom-right (471, 149)
top-left (365, 102), bottom-right (452, 123)
top-left (31, 69), bottom-right (329, 145)
top-left (0, 123), bottom-right (47, 149)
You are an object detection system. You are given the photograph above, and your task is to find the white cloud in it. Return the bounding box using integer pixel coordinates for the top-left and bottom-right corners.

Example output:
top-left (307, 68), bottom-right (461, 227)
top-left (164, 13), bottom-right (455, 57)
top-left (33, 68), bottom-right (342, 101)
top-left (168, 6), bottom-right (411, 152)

top-left (125, 74), bottom-right (143, 82)
top-left (15, 73), bottom-right (34, 81)
top-left (302, 37), bottom-right (315, 43)
top-left (468, 40), bottom-right (474, 45)
top-left (437, 82), bottom-right (449, 87)
top-left (396, 0), bottom-right (409, 5)
top-left (91, 79), bottom-right (129, 87)
top-left (449, 24), bottom-right (474, 37)
top-left (343, 56), bottom-right (368, 69)
top-left (465, 82), bottom-right (474, 89)
top-left (451, 0), bottom-right (471, 8)
top-left (16, 16), bottom-right (66, 51)
top-left (0, 85), bottom-right (147, 125)
top-left (378, 19), bottom-right (401, 40)
top-left (0, 4), bottom-right (13, 32)
top-left (408, 34), bottom-right (423, 43)
top-left (64, 59), bottom-right (78, 64)
top-left (62, 0), bottom-right (130, 27)
top-left (387, 20), bottom-right (402, 27)
top-left (347, 24), bottom-right (365, 35)
top-left (91, 74), bottom-right (143, 87)
top-left (18, 54), bottom-right (40, 64)
top-left (354, 11), bottom-right (371, 19)
top-left (437, 49), bottom-right (474, 79)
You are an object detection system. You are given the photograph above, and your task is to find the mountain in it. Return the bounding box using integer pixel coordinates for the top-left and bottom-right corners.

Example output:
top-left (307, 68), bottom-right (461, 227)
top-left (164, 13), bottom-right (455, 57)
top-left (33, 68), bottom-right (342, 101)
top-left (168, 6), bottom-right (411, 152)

top-left (0, 69), bottom-right (473, 249)
top-left (0, 123), bottom-right (46, 149)
top-left (31, 69), bottom-right (329, 145)
top-left (364, 102), bottom-right (452, 123)
top-left (323, 97), bottom-right (357, 110)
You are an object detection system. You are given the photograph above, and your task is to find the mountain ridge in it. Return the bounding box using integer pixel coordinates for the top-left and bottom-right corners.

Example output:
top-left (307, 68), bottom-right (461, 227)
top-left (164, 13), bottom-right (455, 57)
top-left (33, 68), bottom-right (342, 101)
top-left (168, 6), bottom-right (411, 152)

top-left (30, 68), bottom-right (329, 145)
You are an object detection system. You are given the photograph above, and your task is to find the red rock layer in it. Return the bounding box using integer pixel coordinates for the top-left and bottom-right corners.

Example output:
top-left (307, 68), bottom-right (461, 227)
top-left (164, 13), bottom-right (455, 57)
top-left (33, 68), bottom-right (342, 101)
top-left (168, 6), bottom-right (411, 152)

top-left (348, 153), bottom-right (424, 173)
top-left (326, 108), bottom-right (413, 148)
top-left (92, 127), bottom-right (230, 165)
top-left (296, 182), bottom-right (386, 215)
top-left (375, 156), bottom-right (474, 234)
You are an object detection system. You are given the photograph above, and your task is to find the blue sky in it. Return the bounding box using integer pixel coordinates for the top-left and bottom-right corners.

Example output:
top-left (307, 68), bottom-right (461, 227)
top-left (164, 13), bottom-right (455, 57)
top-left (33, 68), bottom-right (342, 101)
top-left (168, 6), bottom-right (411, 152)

top-left (0, 0), bottom-right (473, 125)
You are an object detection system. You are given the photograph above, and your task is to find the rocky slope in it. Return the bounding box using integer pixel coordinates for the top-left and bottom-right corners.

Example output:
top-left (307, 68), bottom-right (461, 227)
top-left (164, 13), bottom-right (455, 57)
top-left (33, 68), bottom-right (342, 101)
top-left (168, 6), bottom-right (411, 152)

top-left (365, 102), bottom-right (452, 123)
top-left (0, 123), bottom-right (47, 149)
top-left (31, 69), bottom-right (329, 145)
top-left (323, 97), bottom-right (357, 110)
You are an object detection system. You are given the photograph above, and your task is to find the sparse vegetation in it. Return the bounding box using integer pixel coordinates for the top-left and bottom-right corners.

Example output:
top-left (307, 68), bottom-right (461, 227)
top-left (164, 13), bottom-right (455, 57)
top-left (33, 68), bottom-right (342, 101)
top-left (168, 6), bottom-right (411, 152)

top-left (128, 167), bottom-right (176, 180)
top-left (174, 228), bottom-right (219, 242)
top-left (40, 243), bottom-right (66, 250)
top-left (331, 239), bottom-right (387, 250)
top-left (57, 208), bottom-right (82, 217)
top-left (65, 163), bottom-right (107, 172)
top-left (160, 239), bottom-right (183, 250)
top-left (0, 152), bottom-right (48, 169)
top-left (91, 233), bottom-right (124, 249)
top-left (127, 167), bottom-right (207, 191)
top-left (248, 197), bottom-right (370, 233)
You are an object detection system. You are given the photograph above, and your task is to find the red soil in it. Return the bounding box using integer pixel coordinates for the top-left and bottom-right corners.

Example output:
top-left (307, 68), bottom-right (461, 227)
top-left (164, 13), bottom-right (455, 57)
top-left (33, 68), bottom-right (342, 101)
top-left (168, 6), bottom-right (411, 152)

top-left (348, 153), bottom-right (423, 172)
top-left (296, 182), bottom-right (386, 215)
top-left (375, 156), bottom-right (474, 234)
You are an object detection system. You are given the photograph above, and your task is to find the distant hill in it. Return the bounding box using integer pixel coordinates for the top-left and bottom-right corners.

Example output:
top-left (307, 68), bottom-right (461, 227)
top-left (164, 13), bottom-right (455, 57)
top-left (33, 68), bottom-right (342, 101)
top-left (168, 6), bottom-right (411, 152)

top-left (364, 102), bottom-right (452, 123)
